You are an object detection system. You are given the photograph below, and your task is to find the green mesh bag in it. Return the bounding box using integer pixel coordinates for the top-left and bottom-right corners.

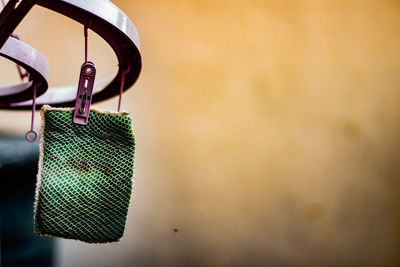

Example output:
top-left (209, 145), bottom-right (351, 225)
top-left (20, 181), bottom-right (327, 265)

top-left (33, 105), bottom-right (135, 243)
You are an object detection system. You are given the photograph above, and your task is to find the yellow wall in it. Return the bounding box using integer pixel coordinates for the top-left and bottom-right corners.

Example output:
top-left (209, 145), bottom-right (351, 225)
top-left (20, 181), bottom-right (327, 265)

top-left (1, 0), bottom-right (400, 266)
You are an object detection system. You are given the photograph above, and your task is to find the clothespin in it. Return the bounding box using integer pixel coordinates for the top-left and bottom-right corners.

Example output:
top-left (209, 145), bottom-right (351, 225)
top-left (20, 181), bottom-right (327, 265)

top-left (73, 24), bottom-right (96, 125)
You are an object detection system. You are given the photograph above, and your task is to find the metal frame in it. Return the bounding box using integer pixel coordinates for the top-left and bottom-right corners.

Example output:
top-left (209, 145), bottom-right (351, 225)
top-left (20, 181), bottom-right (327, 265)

top-left (0, 0), bottom-right (142, 109)
top-left (0, 36), bottom-right (49, 104)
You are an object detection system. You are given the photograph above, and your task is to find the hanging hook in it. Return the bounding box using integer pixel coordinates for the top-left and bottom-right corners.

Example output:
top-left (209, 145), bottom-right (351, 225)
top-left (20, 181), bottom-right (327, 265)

top-left (25, 82), bottom-right (40, 142)
top-left (84, 24), bottom-right (88, 63)
top-left (73, 24), bottom-right (96, 125)
top-left (118, 65), bottom-right (131, 112)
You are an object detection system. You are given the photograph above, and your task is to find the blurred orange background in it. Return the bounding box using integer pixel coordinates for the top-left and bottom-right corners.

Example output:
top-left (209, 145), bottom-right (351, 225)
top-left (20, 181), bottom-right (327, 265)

top-left (1, 0), bottom-right (400, 266)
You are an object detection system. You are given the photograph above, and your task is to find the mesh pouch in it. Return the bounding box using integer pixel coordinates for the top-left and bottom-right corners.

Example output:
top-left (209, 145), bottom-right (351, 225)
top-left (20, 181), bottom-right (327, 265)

top-left (33, 105), bottom-right (135, 243)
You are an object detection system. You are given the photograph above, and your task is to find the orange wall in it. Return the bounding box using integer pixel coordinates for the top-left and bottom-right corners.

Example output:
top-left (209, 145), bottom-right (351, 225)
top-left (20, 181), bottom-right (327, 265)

top-left (1, 1), bottom-right (400, 266)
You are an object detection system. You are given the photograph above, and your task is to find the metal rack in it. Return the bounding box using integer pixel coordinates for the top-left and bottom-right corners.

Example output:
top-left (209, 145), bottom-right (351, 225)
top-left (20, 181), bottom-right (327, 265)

top-left (0, 0), bottom-right (142, 109)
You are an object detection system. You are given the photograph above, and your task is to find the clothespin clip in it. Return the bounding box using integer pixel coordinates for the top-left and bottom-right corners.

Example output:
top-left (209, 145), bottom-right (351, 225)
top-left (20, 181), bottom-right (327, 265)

top-left (73, 61), bottom-right (96, 125)
top-left (73, 24), bottom-right (96, 125)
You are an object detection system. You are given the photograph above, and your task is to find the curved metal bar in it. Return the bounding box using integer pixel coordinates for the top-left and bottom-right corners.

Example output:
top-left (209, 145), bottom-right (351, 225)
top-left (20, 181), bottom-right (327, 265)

top-left (0, 36), bottom-right (49, 104)
top-left (1, 79), bottom-right (121, 109)
top-left (0, 82), bottom-right (33, 97)
top-left (0, 0), bottom-right (142, 109)
top-left (13, 75), bottom-right (115, 107)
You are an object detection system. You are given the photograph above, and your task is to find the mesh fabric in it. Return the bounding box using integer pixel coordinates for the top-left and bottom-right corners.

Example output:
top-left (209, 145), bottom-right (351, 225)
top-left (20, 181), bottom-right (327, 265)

top-left (33, 105), bottom-right (135, 243)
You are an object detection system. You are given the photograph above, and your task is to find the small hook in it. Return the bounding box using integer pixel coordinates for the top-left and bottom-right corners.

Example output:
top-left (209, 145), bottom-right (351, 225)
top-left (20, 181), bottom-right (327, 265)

top-left (25, 82), bottom-right (40, 142)
top-left (25, 129), bottom-right (38, 142)
top-left (84, 24), bottom-right (88, 63)
top-left (118, 65), bottom-right (131, 112)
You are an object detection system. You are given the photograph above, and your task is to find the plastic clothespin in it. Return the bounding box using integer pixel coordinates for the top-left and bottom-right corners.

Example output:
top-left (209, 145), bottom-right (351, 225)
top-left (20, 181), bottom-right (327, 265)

top-left (73, 61), bottom-right (96, 125)
top-left (73, 24), bottom-right (96, 125)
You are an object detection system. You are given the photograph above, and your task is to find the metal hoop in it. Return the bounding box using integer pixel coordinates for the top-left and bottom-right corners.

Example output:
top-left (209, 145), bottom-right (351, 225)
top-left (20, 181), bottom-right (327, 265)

top-left (0, 37), bottom-right (49, 105)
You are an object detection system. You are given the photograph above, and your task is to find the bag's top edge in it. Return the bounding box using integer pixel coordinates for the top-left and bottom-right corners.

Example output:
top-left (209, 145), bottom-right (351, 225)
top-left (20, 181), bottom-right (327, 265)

top-left (41, 104), bottom-right (131, 117)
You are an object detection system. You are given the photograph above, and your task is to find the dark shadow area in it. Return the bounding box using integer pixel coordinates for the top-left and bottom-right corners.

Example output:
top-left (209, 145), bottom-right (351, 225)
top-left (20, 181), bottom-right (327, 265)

top-left (1, 135), bottom-right (54, 267)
